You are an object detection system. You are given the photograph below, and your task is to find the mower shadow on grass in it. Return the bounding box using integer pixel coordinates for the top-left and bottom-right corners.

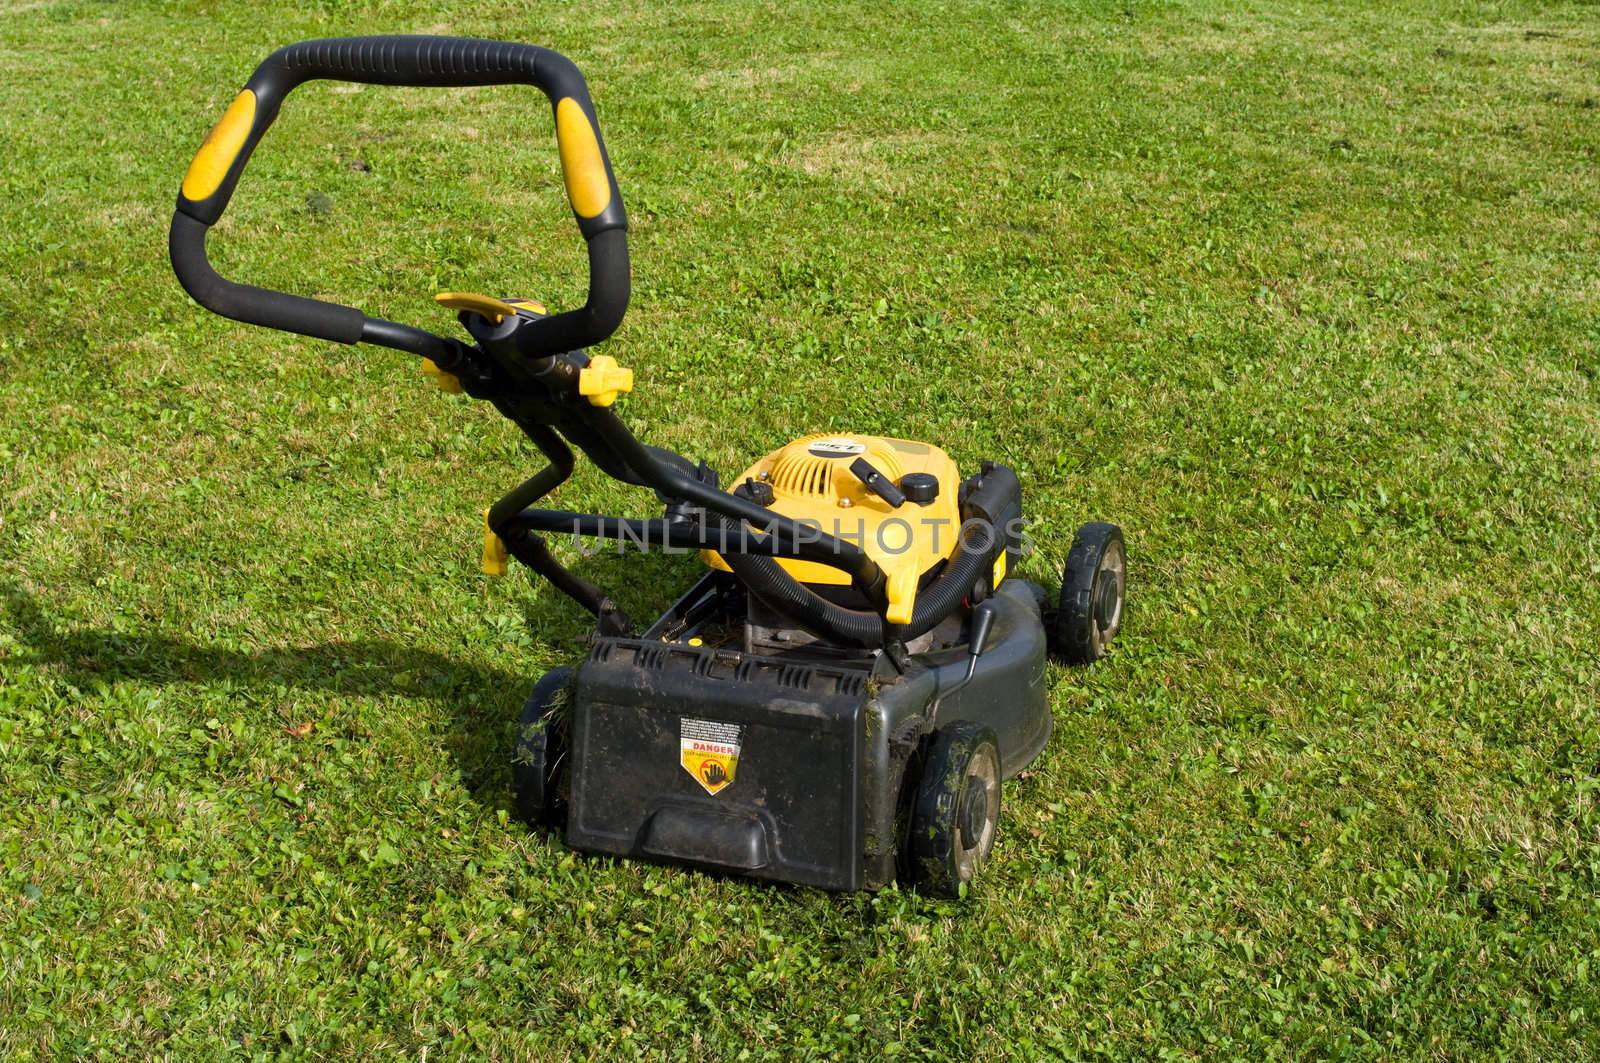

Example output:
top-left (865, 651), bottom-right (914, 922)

top-left (0, 577), bottom-right (625, 812)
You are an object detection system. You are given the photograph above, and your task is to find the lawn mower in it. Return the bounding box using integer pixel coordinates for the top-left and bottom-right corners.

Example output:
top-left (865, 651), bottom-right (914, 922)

top-left (170, 36), bottom-right (1127, 895)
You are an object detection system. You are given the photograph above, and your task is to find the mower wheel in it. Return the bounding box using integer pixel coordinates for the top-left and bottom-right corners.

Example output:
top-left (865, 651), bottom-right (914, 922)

top-left (1051, 522), bottom-right (1126, 665)
top-left (513, 667), bottom-right (573, 830)
top-left (907, 723), bottom-right (1001, 897)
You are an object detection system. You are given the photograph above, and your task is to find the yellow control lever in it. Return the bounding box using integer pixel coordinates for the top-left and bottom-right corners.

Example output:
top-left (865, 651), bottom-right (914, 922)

top-left (435, 291), bottom-right (521, 324)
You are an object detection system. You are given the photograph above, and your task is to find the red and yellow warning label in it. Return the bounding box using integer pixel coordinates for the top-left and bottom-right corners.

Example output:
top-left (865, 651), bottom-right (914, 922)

top-left (680, 717), bottom-right (743, 796)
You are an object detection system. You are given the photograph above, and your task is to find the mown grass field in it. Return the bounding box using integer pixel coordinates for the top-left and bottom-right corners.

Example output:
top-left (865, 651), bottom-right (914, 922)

top-left (3, 0), bottom-right (1599, 1057)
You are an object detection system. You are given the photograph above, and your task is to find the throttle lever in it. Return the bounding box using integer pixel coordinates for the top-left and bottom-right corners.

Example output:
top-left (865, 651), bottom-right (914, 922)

top-left (848, 457), bottom-right (906, 508)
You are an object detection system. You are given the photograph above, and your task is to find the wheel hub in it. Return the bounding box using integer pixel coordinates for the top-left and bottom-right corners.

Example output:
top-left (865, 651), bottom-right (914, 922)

top-left (950, 753), bottom-right (1000, 884)
top-left (1090, 541), bottom-right (1126, 648)
top-left (1093, 569), bottom-right (1122, 633)
top-left (958, 778), bottom-right (989, 849)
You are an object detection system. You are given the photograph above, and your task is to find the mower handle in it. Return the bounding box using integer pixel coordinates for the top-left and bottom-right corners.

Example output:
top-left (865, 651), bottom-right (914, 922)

top-left (170, 36), bottom-right (629, 361)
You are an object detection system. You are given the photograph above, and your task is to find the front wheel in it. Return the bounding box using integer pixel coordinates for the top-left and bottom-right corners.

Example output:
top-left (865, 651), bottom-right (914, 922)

top-left (1050, 522), bottom-right (1126, 665)
top-left (906, 723), bottom-right (1002, 897)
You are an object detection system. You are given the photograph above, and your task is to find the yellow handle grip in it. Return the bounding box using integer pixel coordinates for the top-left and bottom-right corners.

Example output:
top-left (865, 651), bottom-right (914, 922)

top-left (555, 97), bottom-right (612, 219)
top-left (181, 90), bottom-right (257, 203)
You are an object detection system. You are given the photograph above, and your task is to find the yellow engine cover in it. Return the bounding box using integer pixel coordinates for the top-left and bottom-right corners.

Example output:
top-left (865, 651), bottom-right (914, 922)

top-left (702, 434), bottom-right (963, 589)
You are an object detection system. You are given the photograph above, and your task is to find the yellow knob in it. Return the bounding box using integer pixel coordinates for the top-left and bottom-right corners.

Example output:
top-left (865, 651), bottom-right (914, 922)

top-left (421, 357), bottom-right (463, 394)
top-left (482, 510), bottom-right (509, 577)
top-left (577, 354), bottom-right (633, 407)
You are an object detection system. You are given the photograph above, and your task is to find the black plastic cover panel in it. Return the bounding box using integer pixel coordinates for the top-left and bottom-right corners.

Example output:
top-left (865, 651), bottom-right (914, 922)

top-left (567, 639), bottom-right (868, 891)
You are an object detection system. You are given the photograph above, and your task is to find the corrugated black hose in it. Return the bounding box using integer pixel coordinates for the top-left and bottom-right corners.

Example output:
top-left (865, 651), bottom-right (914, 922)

top-left (721, 466), bottom-right (1021, 648)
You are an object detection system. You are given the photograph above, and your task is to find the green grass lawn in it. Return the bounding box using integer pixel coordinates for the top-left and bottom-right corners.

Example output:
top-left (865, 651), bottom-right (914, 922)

top-left (3, 0), bottom-right (1599, 1057)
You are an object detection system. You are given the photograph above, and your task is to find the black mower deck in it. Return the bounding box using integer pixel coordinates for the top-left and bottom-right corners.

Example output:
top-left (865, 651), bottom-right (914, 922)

top-left (566, 579), bottom-right (1050, 890)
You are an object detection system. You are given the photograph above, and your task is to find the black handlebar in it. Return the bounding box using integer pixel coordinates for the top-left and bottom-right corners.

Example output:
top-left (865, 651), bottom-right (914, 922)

top-left (170, 36), bottom-right (629, 360)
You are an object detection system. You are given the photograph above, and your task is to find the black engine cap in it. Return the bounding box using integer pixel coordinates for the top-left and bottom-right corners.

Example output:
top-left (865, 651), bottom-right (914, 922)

top-left (738, 478), bottom-right (776, 506)
top-left (899, 472), bottom-right (940, 505)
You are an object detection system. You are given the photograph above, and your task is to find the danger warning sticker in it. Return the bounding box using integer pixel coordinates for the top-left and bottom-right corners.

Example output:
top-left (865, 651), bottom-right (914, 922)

top-left (680, 717), bottom-right (743, 795)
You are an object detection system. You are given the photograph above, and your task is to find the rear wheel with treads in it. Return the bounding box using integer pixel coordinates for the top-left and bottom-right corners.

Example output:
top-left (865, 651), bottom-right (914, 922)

top-left (513, 667), bottom-right (573, 830)
top-left (906, 723), bottom-right (1002, 897)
